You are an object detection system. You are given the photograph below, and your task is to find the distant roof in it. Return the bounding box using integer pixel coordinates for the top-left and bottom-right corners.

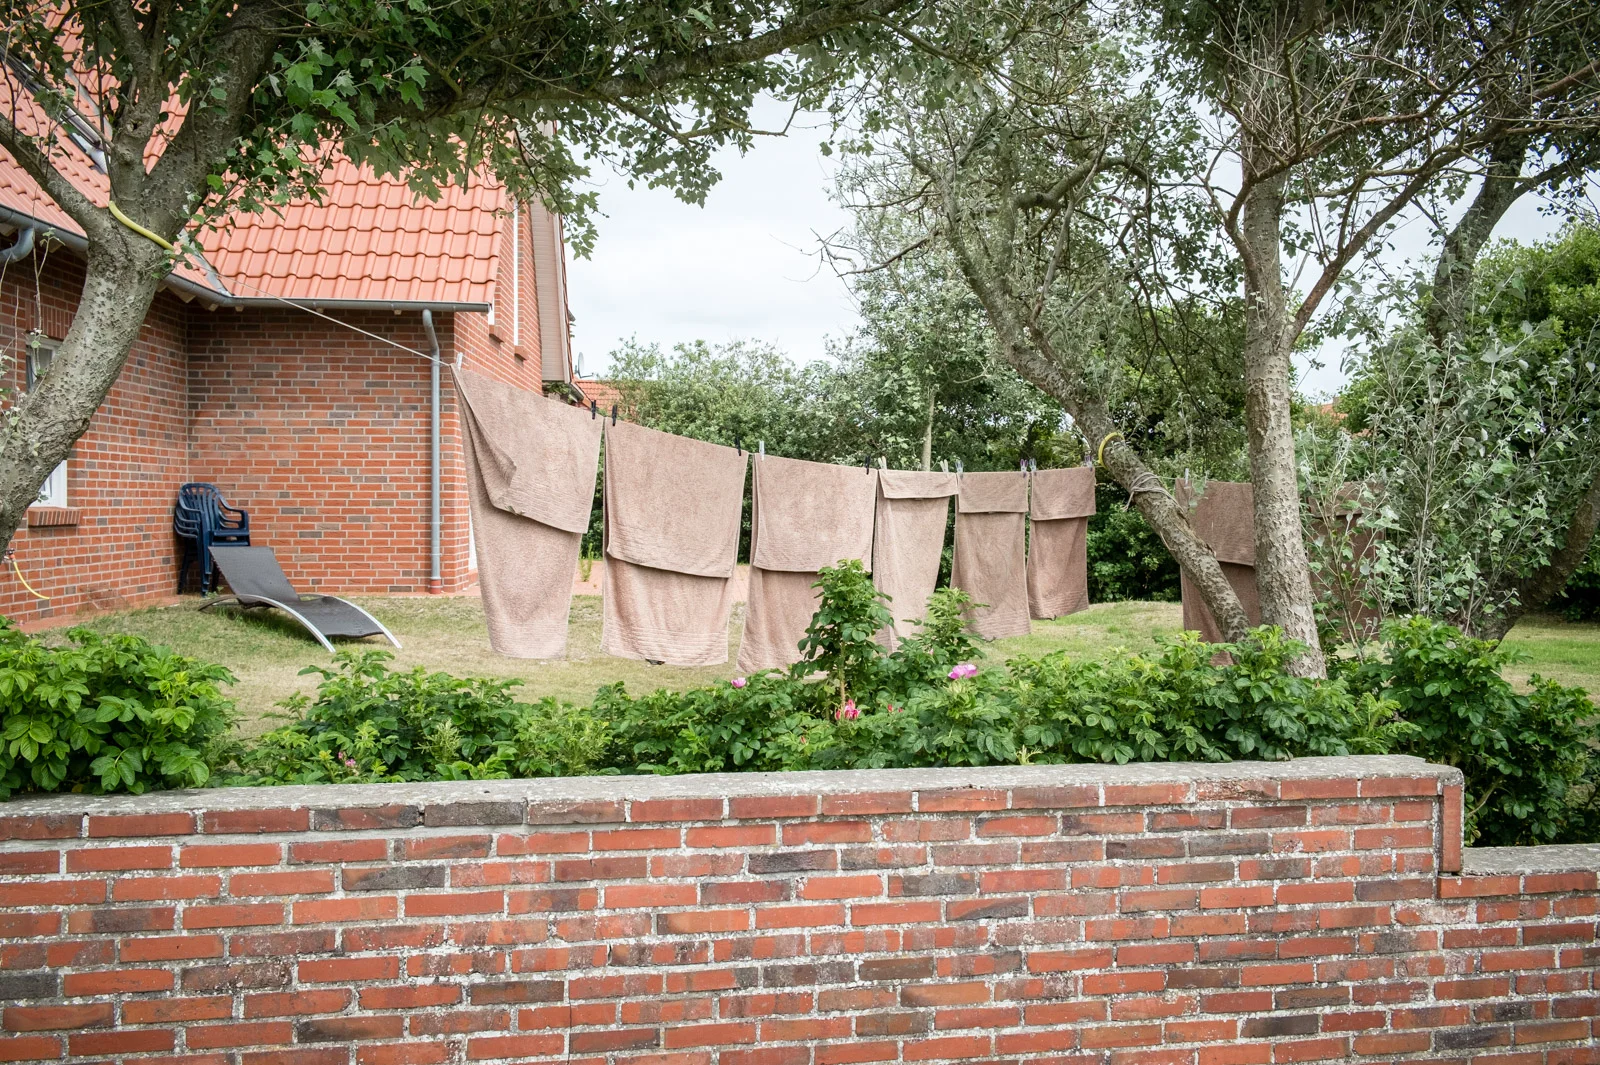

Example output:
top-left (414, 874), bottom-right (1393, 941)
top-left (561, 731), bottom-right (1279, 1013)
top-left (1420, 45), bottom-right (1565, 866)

top-left (574, 379), bottom-right (633, 419)
top-left (0, 64), bottom-right (517, 309)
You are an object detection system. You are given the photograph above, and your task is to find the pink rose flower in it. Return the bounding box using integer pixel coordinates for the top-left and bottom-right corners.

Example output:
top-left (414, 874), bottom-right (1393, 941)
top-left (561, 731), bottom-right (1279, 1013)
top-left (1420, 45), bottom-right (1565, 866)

top-left (731, 677), bottom-right (747, 689)
top-left (836, 699), bottom-right (860, 721)
top-left (948, 663), bottom-right (978, 680)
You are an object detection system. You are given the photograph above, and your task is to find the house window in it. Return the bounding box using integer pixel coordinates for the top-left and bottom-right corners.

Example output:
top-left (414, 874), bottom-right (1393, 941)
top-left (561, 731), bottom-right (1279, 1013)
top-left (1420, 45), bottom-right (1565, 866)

top-left (25, 335), bottom-right (68, 508)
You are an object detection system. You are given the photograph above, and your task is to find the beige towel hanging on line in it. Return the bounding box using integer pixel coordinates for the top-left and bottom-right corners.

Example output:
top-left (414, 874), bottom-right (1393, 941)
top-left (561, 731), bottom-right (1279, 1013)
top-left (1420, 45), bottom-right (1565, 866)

top-left (872, 469), bottom-right (958, 650)
top-left (1176, 478), bottom-right (1261, 643)
top-left (600, 419), bottom-right (747, 665)
top-left (738, 455), bottom-right (878, 673)
top-left (951, 470), bottom-right (1031, 639)
top-left (1027, 466), bottom-right (1097, 619)
top-left (452, 367), bottom-right (601, 658)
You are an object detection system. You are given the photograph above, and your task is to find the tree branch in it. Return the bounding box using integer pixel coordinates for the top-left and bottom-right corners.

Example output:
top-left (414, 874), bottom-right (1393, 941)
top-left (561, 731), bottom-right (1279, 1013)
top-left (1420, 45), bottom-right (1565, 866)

top-left (0, 109), bottom-right (111, 240)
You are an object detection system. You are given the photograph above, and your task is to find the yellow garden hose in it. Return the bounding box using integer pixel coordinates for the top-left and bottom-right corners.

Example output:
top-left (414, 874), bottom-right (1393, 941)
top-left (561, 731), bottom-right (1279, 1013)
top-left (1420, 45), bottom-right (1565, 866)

top-left (107, 200), bottom-right (176, 252)
top-left (1096, 431), bottom-right (1125, 466)
top-left (6, 551), bottom-right (49, 601)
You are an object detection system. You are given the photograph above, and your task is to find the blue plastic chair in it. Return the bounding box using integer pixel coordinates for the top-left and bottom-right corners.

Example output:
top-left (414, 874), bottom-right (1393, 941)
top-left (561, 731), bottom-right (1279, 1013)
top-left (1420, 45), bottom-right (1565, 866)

top-left (174, 483), bottom-right (250, 593)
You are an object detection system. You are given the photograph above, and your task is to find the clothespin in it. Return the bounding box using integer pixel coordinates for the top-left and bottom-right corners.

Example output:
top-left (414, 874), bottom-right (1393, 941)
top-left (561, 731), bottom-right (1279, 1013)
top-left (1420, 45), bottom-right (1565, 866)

top-left (940, 460), bottom-right (949, 473)
top-left (611, 403), bottom-right (618, 426)
top-left (758, 441), bottom-right (765, 458)
top-left (1030, 458), bottom-right (1038, 473)
top-left (864, 456), bottom-right (872, 472)
top-left (590, 400), bottom-right (597, 419)
top-left (878, 457), bottom-right (887, 469)
top-left (1020, 459), bottom-right (1028, 472)
top-left (735, 435), bottom-right (742, 456)
top-left (955, 460), bottom-right (963, 474)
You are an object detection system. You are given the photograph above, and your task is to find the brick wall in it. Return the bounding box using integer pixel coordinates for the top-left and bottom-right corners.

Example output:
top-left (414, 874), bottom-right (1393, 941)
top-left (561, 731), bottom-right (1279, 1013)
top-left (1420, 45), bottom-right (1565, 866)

top-left (3, 198), bottom-right (560, 621)
top-left (186, 308), bottom-right (479, 595)
top-left (0, 756), bottom-right (1594, 1064)
top-left (0, 249), bottom-right (191, 626)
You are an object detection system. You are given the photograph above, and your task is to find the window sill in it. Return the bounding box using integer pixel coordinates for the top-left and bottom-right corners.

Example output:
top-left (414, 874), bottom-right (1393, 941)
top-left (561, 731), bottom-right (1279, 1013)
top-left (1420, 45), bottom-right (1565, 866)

top-left (27, 506), bottom-right (81, 528)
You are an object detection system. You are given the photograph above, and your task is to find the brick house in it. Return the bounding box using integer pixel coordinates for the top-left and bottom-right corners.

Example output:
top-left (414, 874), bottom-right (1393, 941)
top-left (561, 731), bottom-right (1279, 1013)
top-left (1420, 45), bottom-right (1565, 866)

top-left (0, 149), bottom-right (578, 628)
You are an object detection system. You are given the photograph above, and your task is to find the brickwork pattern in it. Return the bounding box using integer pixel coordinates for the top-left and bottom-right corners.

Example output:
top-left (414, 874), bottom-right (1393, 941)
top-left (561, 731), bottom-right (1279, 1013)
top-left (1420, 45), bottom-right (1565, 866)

top-left (0, 759), bottom-right (1593, 1064)
top-left (186, 308), bottom-right (457, 595)
top-left (0, 251), bottom-right (191, 626)
top-left (4, 200), bottom-right (553, 623)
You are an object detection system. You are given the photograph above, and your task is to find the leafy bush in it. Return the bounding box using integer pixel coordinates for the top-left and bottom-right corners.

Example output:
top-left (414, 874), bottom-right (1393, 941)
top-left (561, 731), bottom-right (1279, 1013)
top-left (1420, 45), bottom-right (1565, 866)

top-left (601, 603), bottom-right (1409, 777)
top-left (1349, 617), bottom-right (1599, 846)
top-left (0, 622), bottom-right (235, 796)
top-left (238, 652), bottom-right (612, 784)
top-left (794, 561), bottom-right (893, 711)
top-left (1086, 483), bottom-right (1181, 602)
top-left (596, 673), bottom-right (811, 775)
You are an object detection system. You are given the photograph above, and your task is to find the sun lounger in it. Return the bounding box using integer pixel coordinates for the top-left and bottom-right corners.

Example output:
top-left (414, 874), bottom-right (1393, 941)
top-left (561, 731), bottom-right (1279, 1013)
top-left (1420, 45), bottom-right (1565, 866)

top-left (203, 546), bottom-right (400, 652)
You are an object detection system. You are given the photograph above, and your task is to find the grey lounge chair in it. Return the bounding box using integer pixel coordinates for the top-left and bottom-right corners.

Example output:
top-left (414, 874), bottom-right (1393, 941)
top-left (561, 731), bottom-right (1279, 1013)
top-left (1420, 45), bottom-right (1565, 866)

top-left (203, 546), bottom-right (401, 653)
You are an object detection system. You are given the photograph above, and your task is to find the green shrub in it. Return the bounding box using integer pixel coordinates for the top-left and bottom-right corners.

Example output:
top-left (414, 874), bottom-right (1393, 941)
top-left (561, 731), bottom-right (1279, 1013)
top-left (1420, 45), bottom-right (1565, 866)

top-left (878, 587), bottom-right (986, 696)
top-left (238, 651), bottom-right (611, 784)
top-left (0, 622), bottom-right (235, 796)
top-left (596, 673), bottom-right (811, 775)
top-left (1086, 483), bottom-right (1181, 602)
top-left (1350, 617), bottom-right (1599, 846)
top-left (794, 560), bottom-right (892, 712)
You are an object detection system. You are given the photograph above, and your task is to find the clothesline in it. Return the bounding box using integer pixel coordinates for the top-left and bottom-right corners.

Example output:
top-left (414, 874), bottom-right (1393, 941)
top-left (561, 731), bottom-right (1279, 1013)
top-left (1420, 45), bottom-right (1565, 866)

top-left (454, 365), bottom-right (1100, 668)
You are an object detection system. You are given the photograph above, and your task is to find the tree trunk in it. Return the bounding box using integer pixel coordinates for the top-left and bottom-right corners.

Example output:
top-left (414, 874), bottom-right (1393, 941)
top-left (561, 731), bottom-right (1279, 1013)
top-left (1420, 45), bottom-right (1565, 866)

top-left (920, 388), bottom-right (935, 472)
top-left (0, 239), bottom-right (165, 557)
top-left (1238, 169), bottom-right (1326, 676)
top-left (933, 215), bottom-right (1253, 640)
top-left (1425, 136), bottom-right (1529, 347)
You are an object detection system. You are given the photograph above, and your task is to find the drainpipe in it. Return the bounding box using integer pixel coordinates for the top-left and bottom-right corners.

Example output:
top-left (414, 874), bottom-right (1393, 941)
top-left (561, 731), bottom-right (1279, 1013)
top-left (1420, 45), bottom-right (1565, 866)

top-left (422, 310), bottom-right (442, 594)
top-left (0, 225), bottom-right (35, 264)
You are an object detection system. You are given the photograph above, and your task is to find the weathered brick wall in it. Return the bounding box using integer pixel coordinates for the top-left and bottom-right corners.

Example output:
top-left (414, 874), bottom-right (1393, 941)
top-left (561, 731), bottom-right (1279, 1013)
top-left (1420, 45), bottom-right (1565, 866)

top-left (0, 756), bottom-right (1594, 1064)
top-left (1, 250), bottom-right (192, 626)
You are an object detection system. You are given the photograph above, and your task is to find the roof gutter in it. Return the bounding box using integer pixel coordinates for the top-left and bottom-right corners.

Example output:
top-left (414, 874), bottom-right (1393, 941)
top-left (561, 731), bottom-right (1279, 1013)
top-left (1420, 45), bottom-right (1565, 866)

top-left (0, 204), bottom-right (490, 313)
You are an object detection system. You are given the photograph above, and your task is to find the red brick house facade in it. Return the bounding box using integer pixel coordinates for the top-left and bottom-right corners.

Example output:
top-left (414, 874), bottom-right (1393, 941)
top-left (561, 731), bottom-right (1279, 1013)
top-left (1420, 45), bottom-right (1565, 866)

top-left (0, 152), bottom-right (577, 628)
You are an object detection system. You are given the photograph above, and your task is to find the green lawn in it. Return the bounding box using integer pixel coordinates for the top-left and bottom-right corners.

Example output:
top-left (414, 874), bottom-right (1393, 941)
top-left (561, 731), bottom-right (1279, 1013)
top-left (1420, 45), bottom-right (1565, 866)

top-left (59, 596), bottom-right (1600, 734)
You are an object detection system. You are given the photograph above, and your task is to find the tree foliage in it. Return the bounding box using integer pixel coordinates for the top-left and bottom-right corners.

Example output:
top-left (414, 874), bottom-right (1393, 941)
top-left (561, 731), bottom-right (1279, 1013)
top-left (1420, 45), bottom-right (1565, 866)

top-left (1326, 224), bottom-right (1600, 637)
top-left (0, 0), bottom-right (920, 560)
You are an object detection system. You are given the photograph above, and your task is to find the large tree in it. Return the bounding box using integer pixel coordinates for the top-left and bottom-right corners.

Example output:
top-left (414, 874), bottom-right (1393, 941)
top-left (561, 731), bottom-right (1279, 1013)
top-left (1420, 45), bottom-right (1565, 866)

top-left (836, 0), bottom-right (1600, 674)
top-left (0, 0), bottom-right (916, 556)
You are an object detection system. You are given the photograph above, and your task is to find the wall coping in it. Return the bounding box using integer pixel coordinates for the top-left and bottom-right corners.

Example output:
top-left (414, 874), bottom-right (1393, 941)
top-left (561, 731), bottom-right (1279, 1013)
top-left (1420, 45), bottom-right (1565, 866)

top-left (0, 754), bottom-right (1457, 820)
top-left (1463, 843), bottom-right (1600, 875)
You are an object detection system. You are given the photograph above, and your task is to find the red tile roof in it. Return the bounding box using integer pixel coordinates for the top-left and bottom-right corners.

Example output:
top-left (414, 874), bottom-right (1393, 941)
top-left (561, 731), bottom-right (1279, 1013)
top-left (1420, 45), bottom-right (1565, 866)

top-left (1, 66), bottom-right (510, 308)
top-left (202, 159), bottom-right (507, 305)
top-left (574, 379), bottom-right (634, 420)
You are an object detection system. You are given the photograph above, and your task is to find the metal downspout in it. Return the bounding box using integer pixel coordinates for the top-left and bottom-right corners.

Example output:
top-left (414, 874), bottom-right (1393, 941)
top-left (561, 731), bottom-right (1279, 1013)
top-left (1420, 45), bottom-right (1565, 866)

top-left (0, 225), bottom-right (36, 264)
top-left (423, 310), bottom-right (442, 593)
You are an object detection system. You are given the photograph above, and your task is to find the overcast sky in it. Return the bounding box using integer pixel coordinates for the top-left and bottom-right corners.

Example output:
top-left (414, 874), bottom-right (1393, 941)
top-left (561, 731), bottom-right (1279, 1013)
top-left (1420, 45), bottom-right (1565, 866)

top-left (566, 102), bottom-right (858, 377)
top-left (567, 104), bottom-right (1594, 397)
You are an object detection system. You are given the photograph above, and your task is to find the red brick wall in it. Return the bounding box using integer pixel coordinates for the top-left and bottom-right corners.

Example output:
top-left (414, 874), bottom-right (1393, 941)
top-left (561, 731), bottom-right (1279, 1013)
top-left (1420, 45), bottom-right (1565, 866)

top-left (0, 757), bottom-right (1594, 1065)
top-left (1, 203), bottom-right (563, 620)
top-left (187, 307), bottom-right (474, 595)
top-left (0, 249), bottom-right (191, 626)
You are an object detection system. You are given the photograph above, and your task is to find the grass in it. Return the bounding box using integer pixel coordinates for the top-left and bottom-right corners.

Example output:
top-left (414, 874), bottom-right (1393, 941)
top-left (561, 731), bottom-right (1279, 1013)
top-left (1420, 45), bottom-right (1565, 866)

top-left (60, 595), bottom-right (1600, 733)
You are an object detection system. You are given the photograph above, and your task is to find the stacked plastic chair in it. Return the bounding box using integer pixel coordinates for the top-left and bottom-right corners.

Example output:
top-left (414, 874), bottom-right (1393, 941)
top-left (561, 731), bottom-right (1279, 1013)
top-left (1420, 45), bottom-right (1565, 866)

top-left (173, 483), bottom-right (251, 593)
